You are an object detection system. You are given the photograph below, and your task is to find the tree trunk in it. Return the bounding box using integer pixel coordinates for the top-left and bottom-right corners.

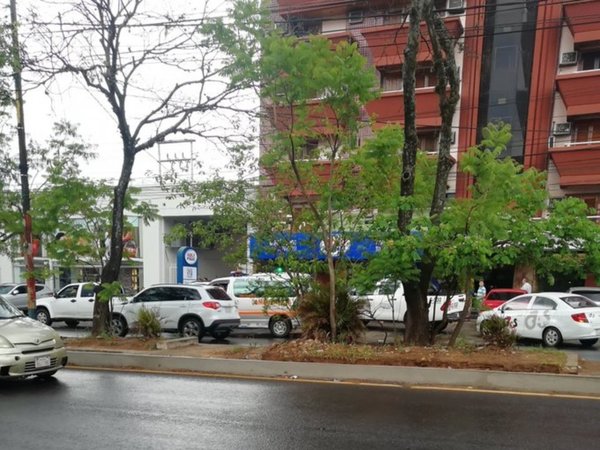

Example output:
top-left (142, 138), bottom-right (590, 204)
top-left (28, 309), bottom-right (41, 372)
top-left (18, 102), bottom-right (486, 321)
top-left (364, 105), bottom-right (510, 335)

top-left (448, 271), bottom-right (473, 347)
top-left (327, 254), bottom-right (337, 341)
top-left (92, 148), bottom-right (135, 336)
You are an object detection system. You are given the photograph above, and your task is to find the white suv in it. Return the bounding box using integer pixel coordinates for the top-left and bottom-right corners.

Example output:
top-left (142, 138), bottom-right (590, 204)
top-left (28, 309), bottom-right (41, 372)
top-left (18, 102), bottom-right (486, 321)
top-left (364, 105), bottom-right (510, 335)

top-left (111, 284), bottom-right (240, 340)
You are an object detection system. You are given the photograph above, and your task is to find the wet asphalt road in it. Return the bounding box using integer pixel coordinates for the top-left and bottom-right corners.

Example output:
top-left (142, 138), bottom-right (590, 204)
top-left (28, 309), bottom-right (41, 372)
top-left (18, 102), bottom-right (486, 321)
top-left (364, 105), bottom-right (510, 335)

top-left (1, 369), bottom-right (599, 450)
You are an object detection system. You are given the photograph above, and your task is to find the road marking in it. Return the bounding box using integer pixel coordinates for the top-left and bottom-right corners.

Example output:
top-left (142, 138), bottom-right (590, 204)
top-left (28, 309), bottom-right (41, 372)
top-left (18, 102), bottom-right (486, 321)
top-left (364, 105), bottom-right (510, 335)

top-left (410, 385), bottom-right (600, 401)
top-left (66, 366), bottom-right (600, 400)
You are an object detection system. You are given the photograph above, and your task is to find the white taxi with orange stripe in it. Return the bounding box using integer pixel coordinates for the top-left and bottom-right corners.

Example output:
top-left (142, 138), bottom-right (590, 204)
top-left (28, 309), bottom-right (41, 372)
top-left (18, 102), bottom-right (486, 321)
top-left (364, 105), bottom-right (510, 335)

top-left (210, 274), bottom-right (299, 338)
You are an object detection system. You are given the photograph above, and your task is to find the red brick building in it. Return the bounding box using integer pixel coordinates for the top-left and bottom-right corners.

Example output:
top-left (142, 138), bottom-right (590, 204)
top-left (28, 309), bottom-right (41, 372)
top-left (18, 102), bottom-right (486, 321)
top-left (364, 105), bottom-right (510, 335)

top-left (270, 0), bottom-right (600, 214)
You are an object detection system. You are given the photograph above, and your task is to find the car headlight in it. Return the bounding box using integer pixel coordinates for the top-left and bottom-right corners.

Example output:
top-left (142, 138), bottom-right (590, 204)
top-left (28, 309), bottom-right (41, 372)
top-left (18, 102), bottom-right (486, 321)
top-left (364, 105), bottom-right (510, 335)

top-left (0, 335), bottom-right (14, 349)
top-left (54, 335), bottom-right (65, 349)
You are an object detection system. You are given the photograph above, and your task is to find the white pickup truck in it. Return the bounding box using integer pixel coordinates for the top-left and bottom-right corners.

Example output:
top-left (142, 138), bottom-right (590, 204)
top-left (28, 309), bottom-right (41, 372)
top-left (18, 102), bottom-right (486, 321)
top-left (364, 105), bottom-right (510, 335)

top-left (360, 279), bottom-right (465, 326)
top-left (34, 282), bottom-right (125, 328)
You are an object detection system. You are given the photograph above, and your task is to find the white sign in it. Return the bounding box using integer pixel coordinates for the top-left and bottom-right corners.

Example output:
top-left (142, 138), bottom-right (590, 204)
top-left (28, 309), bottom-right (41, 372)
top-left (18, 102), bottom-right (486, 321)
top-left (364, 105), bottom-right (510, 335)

top-left (183, 266), bottom-right (197, 284)
top-left (184, 249), bottom-right (198, 265)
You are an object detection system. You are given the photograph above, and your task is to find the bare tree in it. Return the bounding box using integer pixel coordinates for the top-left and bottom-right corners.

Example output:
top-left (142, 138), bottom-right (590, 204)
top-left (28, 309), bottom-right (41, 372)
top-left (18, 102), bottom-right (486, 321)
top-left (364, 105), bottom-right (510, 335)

top-left (28, 0), bottom-right (264, 334)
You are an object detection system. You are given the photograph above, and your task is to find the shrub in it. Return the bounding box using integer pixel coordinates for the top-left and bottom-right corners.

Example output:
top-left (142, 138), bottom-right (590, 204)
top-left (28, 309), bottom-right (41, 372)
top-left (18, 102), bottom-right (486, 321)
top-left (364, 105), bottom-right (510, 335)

top-left (297, 284), bottom-right (366, 343)
top-left (480, 315), bottom-right (516, 348)
top-left (133, 306), bottom-right (162, 339)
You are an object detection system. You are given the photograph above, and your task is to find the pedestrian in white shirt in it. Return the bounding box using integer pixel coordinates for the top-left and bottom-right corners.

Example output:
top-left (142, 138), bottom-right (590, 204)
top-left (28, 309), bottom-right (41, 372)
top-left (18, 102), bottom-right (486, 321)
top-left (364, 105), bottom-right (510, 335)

top-left (520, 277), bottom-right (532, 294)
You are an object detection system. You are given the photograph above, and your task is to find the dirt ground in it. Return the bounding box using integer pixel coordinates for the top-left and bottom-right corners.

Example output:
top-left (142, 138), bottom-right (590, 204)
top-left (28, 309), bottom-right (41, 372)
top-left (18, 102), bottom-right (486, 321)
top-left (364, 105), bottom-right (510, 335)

top-left (64, 336), bottom-right (570, 374)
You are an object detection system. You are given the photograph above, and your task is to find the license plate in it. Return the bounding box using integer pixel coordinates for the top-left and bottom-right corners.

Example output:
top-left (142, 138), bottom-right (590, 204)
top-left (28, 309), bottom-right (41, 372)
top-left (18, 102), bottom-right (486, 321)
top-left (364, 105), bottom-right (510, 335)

top-left (35, 356), bottom-right (51, 368)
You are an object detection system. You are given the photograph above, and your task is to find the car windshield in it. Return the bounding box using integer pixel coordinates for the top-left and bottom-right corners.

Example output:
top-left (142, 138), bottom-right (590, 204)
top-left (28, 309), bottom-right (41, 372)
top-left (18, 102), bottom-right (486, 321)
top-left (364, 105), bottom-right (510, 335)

top-left (0, 296), bottom-right (24, 319)
top-left (0, 285), bottom-right (15, 294)
top-left (560, 296), bottom-right (597, 309)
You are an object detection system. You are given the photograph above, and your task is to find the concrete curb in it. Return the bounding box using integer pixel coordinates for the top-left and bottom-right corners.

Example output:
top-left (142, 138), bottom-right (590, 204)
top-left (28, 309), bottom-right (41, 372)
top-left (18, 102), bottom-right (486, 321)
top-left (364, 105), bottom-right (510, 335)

top-left (67, 350), bottom-right (600, 397)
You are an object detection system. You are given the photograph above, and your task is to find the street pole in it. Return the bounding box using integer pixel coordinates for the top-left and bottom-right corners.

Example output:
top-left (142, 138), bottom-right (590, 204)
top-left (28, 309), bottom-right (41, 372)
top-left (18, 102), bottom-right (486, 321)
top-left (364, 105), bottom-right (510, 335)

top-left (10, 0), bottom-right (36, 318)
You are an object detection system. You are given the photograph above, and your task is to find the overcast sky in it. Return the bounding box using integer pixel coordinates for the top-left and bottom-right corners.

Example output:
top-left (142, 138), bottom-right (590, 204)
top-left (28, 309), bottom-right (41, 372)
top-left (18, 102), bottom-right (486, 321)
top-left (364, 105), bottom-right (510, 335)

top-left (9, 0), bottom-right (258, 185)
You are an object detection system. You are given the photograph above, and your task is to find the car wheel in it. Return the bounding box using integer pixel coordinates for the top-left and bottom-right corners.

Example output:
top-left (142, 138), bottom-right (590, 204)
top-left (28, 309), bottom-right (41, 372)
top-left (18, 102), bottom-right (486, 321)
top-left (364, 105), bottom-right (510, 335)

top-left (210, 330), bottom-right (231, 340)
top-left (579, 338), bottom-right (598, 348)
top-left (35, 307), bottom-right (52, 326)
top-left (110, 315), bottom-right (128, 337)
top-left (65, 320), bottom-right (79, 329)
top-left (269, 316), bottom-right (292, 338)
top-left (37, 370), bottom-right (57, 379)
top-left (181, 317), bottom-right (204, 339)
top-left (542, 327), bottom-right (563, 348)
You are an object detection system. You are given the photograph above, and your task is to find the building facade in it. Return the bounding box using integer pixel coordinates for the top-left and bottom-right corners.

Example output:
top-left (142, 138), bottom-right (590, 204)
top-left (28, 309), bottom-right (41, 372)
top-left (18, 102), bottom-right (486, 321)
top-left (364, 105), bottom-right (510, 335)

top-left (271, 0), bottom-right (600, 213)
top-left (0, 185), bottom-right (237, 292)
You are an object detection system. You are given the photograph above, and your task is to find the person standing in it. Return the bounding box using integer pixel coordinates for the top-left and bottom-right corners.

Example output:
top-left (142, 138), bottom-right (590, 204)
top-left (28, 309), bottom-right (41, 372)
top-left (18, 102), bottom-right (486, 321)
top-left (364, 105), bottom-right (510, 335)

top-left (520, 277), bottom-right (532, 294)
top-left (474, 280), bottom-right (486, 312)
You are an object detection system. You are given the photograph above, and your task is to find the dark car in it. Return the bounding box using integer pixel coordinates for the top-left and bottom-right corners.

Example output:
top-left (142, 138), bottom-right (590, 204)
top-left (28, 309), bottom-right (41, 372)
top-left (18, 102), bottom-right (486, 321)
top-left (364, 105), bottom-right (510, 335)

top-left (482, 288), bottom-right (527, 310)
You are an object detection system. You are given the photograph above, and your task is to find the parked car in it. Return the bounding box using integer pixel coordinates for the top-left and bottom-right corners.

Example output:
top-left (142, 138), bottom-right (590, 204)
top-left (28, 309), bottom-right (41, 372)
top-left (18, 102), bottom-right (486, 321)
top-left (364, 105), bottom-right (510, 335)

top-left (477, 292), bottom-right (600, 348)
top-left (359, 279), bottom-right (466, 326)
top-left (35, 282), bottom-right (124, 328)
top-left (111, 284), bottom-right (240, 340)
top-left (482, 288), bottom-right (527, 310)
top-left (0, 296), bottom-right (67, 378)
top-left (209, 274), bottom-right (299, 338)
top-left (0, 283), bottom-right (54, 312)
top-left (567, 287), bottom-right (600, 306)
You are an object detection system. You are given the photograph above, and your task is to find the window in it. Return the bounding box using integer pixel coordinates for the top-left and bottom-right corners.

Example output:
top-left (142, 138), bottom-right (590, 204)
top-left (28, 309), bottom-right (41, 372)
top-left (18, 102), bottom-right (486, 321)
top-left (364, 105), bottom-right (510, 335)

top-left (381, 69), bottom-right (402, 92)
top-left (573, 119), bottom-right (600, 144)
top-left (35, 285), bottom-right (46, 292)
top-left (57, 285), bottom-right (79, 298)
top-left (418, 131), bottom-right (440, 152)
top-left (581, 51), bottom-right (600, 71)
top-left (206, 288), bottom-right (232, 301)
top-left (159, 287), bottom-right (201, 301)
top-left (135, 288), bottom-right (163, 303)
top-left (14, 285), bottom-right (28, 295)
top-left (377, 281), bottom-right (398, 296)
top-left (299, 138), bottom-right (320, 159)
top-left (531, 297), bottom-right (557, 310)
top-left (571, 290), bottom-right (600, 302)
top-left (561, 295), bottom-right (597, 309)
top-left (81, 284), bottom-right (96, 298)
top-left (233, 279), bottom-right (258, 298)
top-left (415, 66), bottom-right (437, 88)
top-left (503, 296), bottom-right (531, 310)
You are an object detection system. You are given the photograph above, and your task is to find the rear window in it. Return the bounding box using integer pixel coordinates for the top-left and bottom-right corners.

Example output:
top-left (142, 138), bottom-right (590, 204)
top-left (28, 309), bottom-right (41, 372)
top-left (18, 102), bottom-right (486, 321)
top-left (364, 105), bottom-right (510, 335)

top-left (572, 291), bottom-right (600, 302)
top-left (561, 296), bottom-right (597, 309)
top-left (206, 287), bottom-right (232, 301)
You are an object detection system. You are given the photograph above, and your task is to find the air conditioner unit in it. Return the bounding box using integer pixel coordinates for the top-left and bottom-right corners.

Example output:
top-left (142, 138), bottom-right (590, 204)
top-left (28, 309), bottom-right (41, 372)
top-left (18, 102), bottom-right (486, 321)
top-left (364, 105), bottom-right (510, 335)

top-left (559, 51), bottom-right (578, 66)
top-left (553, 122), bottom-right (572, 136)
top-left (447, 0), bottom-right (465, 14)
top-left (348, 9), bottom-right (364, 24)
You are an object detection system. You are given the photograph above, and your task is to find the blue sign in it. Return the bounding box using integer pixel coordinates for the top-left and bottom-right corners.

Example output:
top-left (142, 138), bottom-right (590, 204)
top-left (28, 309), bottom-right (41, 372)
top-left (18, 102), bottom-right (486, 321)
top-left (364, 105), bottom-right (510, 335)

top-left (249, 233), bottom-right (379, 262)
top-left (176, 246), bottom-right (199, 284)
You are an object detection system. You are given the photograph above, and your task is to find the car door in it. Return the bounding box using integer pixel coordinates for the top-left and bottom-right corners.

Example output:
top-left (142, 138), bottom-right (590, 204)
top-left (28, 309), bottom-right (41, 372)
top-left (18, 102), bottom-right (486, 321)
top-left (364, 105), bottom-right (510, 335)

top-left (52, 284), bottom-right (81, 318)
top-left (370, 281), bottom-right (398, 321)
top-left (522, 295), bottom-right (557, 339)
top-left (8, 285), bottom-right (29, 310)
top-left (123, 287), bottom-right (164, 327)
top-left (232, 278), bottom-right (266, 327)
top-left (76, 283), bottom-right (97, 319)
top-left (499, 295), bottom-right (533, 337)
top-left (159, 287), bottom-right (195, 330)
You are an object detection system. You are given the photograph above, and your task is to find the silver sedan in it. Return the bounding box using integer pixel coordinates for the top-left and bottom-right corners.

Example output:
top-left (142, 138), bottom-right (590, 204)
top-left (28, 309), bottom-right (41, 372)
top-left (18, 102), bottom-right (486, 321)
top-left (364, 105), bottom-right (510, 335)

top-left (0, 297), bottom-right (67, 378)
